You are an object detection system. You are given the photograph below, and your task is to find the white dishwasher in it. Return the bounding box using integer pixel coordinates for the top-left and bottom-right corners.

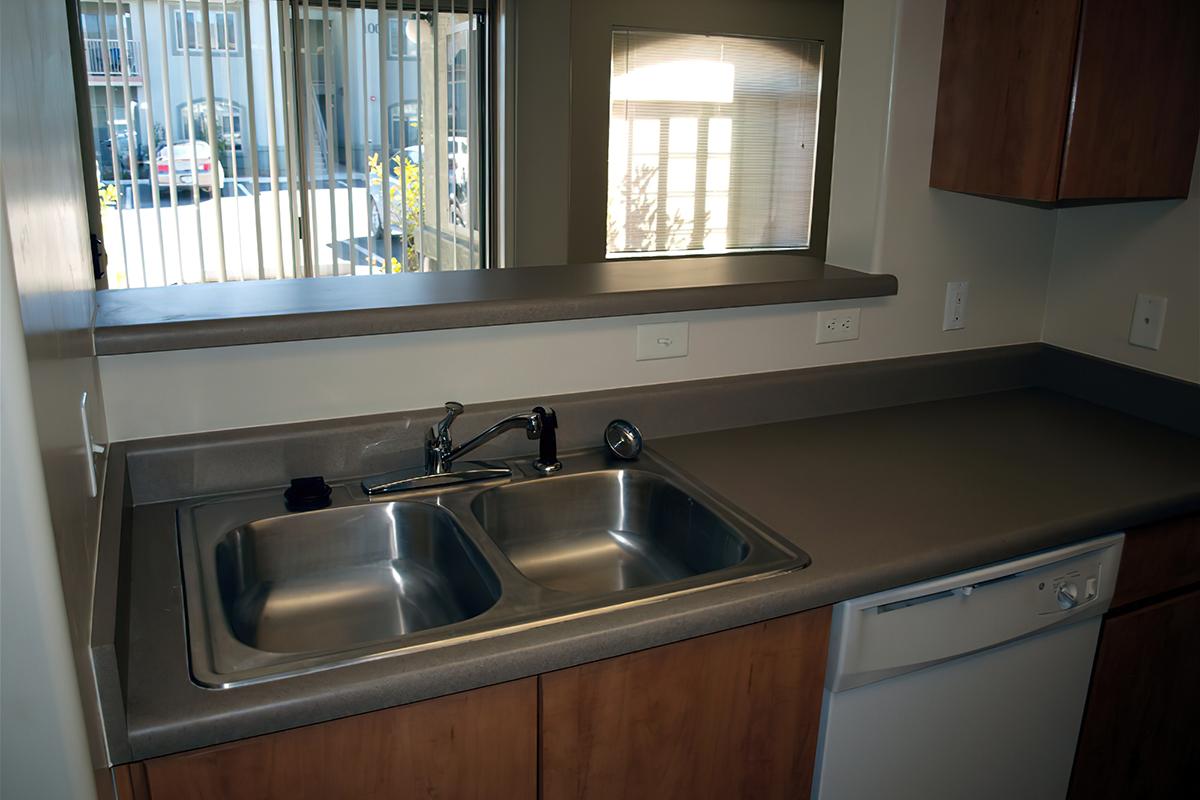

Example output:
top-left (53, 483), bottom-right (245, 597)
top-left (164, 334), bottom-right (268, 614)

top-left (812, 533), bottom-right (1123, 800)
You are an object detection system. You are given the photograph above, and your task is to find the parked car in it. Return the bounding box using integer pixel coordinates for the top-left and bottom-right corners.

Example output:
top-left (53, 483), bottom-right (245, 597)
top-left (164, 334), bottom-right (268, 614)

top-left (96, 130), bottom-right (149, 181)
top-left (156, 140), bottom-right (225, 195)
top-left (368, 142), bottom-right (469, 240)
top-left (402, 137), bottom-right (469, 189)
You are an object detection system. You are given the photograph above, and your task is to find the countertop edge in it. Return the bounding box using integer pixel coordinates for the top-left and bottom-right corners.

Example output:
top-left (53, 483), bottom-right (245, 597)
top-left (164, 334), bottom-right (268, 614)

top-left (94, 258), bottom-right (898, 355)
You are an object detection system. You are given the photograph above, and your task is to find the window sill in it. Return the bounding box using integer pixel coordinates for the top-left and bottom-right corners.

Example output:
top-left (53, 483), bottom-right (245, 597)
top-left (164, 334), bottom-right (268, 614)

top-left (92, 253), bottom-right (898, 355)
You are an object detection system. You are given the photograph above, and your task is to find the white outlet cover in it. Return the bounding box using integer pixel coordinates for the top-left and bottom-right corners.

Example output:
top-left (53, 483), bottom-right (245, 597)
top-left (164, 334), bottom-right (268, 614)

top-left (816, 308), bottom-right (861, 343)
top-left (636, 321), bottom-right (689, 360)
top-left (1129, 294), bottom-right (1167, 350)
top-left (943, 281), bottom-right (969, 331)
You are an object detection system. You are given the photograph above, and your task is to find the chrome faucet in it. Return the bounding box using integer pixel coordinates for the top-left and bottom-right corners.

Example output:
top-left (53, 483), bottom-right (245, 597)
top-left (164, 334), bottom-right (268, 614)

top-left (425, 402), bottom-right (561, 475)
top-left (362, 402), bottom-right (561, 496)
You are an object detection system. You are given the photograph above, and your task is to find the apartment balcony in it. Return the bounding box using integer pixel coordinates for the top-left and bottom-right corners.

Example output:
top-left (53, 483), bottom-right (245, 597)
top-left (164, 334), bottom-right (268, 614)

top-left (85, 38), bottom-right (142, 84)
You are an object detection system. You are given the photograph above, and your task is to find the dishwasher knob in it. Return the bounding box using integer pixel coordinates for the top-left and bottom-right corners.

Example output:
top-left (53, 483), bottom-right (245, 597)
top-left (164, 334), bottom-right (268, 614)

top-left (1056, 582), bottom-right (1079, 609)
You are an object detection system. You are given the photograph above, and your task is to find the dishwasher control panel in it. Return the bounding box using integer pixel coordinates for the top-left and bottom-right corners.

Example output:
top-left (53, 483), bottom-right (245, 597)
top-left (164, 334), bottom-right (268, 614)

top-left (1033, 548), bottom-right (1115, 616)
top-left (826, 533), bottom-right (1124, 693)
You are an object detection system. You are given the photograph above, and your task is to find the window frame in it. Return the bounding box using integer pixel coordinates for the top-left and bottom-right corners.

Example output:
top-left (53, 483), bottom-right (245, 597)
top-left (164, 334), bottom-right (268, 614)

top-left (74, 0), bottom-right (495, 289)
top-left (178, 98), bottom-right (245, 149)
top-left (173, 7), bottom-right (241, 56)
top-left (606, 28), bottom-right (825, 259)
top-left (567, 0), bottom-right (842, 264)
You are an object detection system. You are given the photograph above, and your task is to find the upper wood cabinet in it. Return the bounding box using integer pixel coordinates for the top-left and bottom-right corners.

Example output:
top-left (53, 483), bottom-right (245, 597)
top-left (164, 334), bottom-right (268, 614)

top-left (930, 0), bottom-right (1200, 203)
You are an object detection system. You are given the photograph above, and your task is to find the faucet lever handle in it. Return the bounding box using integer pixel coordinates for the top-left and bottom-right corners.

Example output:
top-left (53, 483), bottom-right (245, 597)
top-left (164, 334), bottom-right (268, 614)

top-left (436, 401), bottom-right (465, 440)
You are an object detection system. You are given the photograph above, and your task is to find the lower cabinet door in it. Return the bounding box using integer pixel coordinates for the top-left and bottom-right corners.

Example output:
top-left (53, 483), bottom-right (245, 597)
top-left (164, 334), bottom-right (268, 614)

top-left (1068, 589), bottom-right (1200, 799)
top-left (115, 678), bottom-right (536, 800)
top-left (540, 607), bottom-right (832, 800)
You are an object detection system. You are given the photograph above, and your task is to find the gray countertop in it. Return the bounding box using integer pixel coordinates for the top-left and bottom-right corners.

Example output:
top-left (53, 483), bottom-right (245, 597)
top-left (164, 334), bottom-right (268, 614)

top-left (94, 254), bottom-right (897, 354)
top-left (117, 388), bottom-right (1200, 761)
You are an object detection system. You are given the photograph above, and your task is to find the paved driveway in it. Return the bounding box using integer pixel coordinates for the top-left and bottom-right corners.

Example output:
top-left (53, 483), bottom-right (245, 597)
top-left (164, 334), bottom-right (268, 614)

top-left (101, 177), bottom-right (406, 288)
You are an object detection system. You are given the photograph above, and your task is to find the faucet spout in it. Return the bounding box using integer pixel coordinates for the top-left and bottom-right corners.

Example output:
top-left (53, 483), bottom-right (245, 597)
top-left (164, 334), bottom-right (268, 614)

top-left (363, 402), bottom-right (563, 495)
top-left (425, 402), bottom-right (562, 475)
top-left (441, 412), bottom-right (540, 471)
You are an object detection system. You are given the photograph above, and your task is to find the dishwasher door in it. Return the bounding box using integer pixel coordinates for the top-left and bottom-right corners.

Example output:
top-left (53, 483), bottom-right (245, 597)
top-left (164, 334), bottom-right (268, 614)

top-left (812, 534), bottom-right (1124, 800)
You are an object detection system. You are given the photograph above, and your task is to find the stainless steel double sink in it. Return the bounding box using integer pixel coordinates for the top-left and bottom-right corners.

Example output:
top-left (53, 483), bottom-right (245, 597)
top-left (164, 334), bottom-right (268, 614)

top-left (178, 450), bottom-right (809, 687)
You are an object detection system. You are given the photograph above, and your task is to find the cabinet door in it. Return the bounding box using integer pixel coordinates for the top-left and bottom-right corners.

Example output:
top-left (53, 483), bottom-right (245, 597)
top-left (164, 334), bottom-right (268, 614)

top-left (1110, 513), bottom-right (1200, 610)
top-left (1058, 0), bottom-right (1200, 200)
top-left (929, 0), bottom-right (1082, 201)
top-left (1068, 590), bottom-right (1200, 799)
top-left (116, 678), bottom-right (536, 800)
top-left (540, 607), bottom-right (832, 800)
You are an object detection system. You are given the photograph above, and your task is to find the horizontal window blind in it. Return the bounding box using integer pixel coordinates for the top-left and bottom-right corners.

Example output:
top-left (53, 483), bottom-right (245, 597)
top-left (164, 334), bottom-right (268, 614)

top-left (607, 29), bottom-right (823, 257)
top-left (78, 0), bottom-right (485, 289)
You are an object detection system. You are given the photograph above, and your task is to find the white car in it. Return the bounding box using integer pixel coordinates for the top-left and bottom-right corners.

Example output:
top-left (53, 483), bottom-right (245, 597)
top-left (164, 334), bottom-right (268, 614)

top-left (156, 140), bottom-right (225, 195)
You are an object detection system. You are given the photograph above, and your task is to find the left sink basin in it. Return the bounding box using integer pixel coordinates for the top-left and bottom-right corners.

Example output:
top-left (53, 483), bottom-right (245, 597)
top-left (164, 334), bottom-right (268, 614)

top-left (215, 502), bottom-right (500, 654)
top-left (181, 495), bottom-right (503, 685)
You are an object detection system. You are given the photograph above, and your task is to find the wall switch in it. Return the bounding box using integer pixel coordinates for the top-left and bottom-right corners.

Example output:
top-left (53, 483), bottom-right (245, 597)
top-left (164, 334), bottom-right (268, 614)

top-left (943, 281), bottom-right (969, 331)
top-left (636, 322), bottom-right (689, 360)
top-left (1129, 294), bottom-right (1167, 350)
top-left (815, 308), bottom-right (861, 343)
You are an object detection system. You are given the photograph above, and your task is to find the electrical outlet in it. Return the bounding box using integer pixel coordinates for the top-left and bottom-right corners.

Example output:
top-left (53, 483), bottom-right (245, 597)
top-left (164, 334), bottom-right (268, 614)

top-left (943, 281), bottom-right (969, 331)
top-left (1129, 294), bottom-right (1167, 350)
top-left (636, 321), bottom-right (689, 360)
top-left (816, 308), bottom-right (861, 343)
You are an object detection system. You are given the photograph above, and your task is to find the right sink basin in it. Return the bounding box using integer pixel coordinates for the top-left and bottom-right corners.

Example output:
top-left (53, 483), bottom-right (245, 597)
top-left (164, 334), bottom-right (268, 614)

top-left (470, 468), bottom-right (771, 596)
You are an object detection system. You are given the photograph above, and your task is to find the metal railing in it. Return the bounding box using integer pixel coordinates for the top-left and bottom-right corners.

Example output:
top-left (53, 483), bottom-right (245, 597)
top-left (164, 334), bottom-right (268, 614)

top-left (85, 37), bottom-right (140, 77)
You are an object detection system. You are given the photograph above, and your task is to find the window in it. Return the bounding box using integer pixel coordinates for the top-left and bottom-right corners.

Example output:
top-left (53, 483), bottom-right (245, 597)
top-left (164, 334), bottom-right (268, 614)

top-left (77, 1), bottom-right (489, 290)
top-left (175, 9), bottom-right (239, 54)
top-left (181, 100), bottom-right (243, 147)
top-left (388, 103), bottom-right (419, 150)
top-left (606, 30), bottom-right (823, 257)
top-left (386, 15), bottom-right (418, 59)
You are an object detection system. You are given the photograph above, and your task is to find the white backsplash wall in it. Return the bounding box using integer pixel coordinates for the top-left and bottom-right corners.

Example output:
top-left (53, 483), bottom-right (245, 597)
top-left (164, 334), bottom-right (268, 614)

top-left (1042, 153), bottom-right (1200, 384)
top-left (100, 0), bottom-right (1064, 441)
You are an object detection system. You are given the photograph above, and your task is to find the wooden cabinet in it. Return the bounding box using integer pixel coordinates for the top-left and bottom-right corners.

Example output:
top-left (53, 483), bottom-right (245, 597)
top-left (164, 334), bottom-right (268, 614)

top-left (112, 678), bottom-right (537, 800)
top-left (1068, 513), bottom-right (1200, 799)
top-left (930, 0), bottom-right (1200, 203)
top-left (113, 607), bottom-right (832, 800)
top-left (540, 607), bottom-right (832, 800)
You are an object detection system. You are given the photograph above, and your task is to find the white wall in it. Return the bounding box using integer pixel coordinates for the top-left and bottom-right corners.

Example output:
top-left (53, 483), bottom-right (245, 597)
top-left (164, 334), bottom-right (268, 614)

top-left (1, 180), bottom-right (98, 800)
top-left (2, 0), bottom-right (112, 788)
top-left (1042, 151), bottom-right (1200, 383)
top-left (100, 0), bottom-right (1064, 441)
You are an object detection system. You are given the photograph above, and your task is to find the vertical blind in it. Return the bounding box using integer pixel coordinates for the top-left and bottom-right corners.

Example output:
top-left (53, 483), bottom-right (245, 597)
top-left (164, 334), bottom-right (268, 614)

top-left (80, 0), bottom-right (485, 289)
top-left (607, 29), bottom-right (823, 257)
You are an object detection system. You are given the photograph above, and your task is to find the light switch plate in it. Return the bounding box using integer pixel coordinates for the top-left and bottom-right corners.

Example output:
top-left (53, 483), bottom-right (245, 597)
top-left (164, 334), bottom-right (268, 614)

top-left (943, 281), bottom-right (969, 331)
top-left (1129, 294), bottom-right (1167, 350)
top-left (816, 308), bottom-right (861, 343)
top-left (636, 322), bottom-right (689, 361)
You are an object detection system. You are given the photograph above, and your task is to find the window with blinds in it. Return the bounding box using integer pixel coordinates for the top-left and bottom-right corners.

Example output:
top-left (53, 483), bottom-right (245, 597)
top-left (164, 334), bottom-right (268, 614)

top-left (607, 29), bottom-right (823, 257)
top-left (79, 0), bottom-right (487, 290)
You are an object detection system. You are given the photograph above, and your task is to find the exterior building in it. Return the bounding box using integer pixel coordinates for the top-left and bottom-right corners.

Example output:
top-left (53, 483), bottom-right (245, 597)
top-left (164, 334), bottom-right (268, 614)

top-left (81, 1), bottom-right (472, 183)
